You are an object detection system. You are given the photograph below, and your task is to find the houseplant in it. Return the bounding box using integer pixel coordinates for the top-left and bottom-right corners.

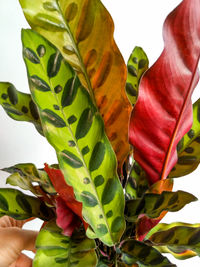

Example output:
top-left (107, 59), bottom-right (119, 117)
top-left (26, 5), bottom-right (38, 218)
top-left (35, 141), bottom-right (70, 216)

top-left (0, 0), bottom-right (200, 266)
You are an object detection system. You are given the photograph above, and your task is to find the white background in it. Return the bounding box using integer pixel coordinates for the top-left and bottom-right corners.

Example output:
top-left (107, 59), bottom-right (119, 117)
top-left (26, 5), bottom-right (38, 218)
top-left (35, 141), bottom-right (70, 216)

top-left (0, 1), bottom-right (199, 266)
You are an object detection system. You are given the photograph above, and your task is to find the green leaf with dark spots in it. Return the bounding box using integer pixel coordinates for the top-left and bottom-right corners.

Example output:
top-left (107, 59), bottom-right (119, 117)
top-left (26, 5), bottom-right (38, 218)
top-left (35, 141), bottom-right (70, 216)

top-left (81, 191), bottom-right (98, 207)
top-left (30, 75), bottom-right (51, 92)
top-left (0, 82), bottom-right (43, 135)
top-left (76, 108), bottom-right (94, 140)
top-left (42, 109), bottom-right (66, 128)
top-left (169, 98), bottom-right (200, 178)
top-left (37, 44), bottom-right (46, 57)
top-left (125, 157), bottom-right (149, 200)
top-left (19, 0), bottom-right (132, 174)
top-left (126, 47), bottom-right (149, 105)
top-left (47, 51), bottom-right (62, 77)
top-left (121, 240), bottom-right (175, 266)
top-left (146, 223), bottom-right (200, 259)
top-left (3, 163), bottom-right (56, 196)
top-left (89, 142), bottom-right (106, 172)
top-left (102, 179), bottom-right (118, 205)
top-left (126, 190), bottom-right (197, 222)
top-left (22, 29), bottom-right (125, 246)
top-left (0, 194), bottom-right (9, 211)
top-left (33, 221), bottom-right (97, 267)
top-left (61, 150), bottom-right (83, 168)
top-left (0, 188), bottom-right (54, 221)
top-left (23, 47), bottom-right (40, 64)
top-left (16, 194), bottom-right (32, 214)
top-left (61, 76), bottom-right (79, 107)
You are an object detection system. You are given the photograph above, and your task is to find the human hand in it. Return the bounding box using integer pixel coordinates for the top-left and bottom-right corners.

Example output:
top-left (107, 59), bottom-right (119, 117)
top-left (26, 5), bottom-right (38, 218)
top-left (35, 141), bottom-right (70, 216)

top-left (0, 216), bottom-right (38, 267)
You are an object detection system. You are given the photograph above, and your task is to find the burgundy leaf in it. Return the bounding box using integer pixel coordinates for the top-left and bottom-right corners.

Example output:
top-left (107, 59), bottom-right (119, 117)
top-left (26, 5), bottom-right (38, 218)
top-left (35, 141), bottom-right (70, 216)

top-left (56, 196), bottom-right (81, 236)
top-left (129, 0), bottom-right (200, 184)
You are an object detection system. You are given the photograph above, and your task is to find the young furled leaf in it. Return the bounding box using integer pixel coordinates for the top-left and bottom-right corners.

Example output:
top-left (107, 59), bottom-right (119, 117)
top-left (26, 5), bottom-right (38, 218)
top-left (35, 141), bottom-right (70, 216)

top-left (0, 82), bottom-right (43, 134)
top-left (129, 0), bottom-right (200, 184)
top-left (126, 47), bottom-right (149, 105)
top-left (169, 98), bottom-right (200, 178)
top-left (19, 0), bottom-right (132, 171)
top-left (33, 220), bottom-right (97, 267)
top-left (121, 239), bottom-right (175, 266)
top-left (22, 29), bottom-right (125, 246)
top-left (0, 188), bottom-right (54, 220)
top-left (126, 190), bottom-right (197, 222)
top-left (56, 196), bottom-right (81, 236)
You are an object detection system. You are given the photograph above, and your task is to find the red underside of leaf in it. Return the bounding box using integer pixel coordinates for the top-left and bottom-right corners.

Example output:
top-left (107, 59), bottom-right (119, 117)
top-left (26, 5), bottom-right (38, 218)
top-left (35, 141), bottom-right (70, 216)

top-left (136, 216), bottom-right (161, 241)
top-left (44, 164), bottom-right (88, 230)
top-left (129, 0), bottom-right (200, 184)
top-left (56, 196), bottom-right (81, 236)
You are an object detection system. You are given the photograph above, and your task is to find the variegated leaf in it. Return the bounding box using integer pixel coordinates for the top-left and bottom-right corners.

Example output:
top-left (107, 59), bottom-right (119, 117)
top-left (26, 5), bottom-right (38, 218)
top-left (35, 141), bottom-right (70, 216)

top-left (126, 47), bottom-right (149, 105)
top-left (22, 29), bottom-right (125, 246)
top-left (0, 82), bottom-right (43, 134)
top-left (147, 223), bottom-right (200, 258)
top-left (3, 163), bottom-right (56, 195)
top-left (121, 239), bottom-right (175, 266)
top-left (126, 190), bottom-right (197, 222)
top-left (125, 158), bottom-right (148, 200)
top-left (145, 223), bottom-right (200, 260)
top-left (19, 0), bottom-right (132, 170)
top-left (0, 188), bottom-right (54, 220)
top-left (33, 220), bottom-right (97, 267)
top-left (169, 98), bottom-right (200, 178)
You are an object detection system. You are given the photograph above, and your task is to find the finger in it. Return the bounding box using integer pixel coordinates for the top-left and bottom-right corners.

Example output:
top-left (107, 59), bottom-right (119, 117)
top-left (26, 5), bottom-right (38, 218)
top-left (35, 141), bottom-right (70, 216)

top-left (11, 228), bottom-right (38, 252)
top-left (9, 253), bottom-right (32, 267)
top-left (0, 228), bottom-right (38, 267)
top-left (0, 216), bottom-right (36, 229)
top-left (0, 216), bottom-right (24, 228)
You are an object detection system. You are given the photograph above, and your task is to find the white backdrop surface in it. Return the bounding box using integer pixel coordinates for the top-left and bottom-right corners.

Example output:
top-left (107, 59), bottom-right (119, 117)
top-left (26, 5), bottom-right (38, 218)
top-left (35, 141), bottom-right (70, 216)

top-left (0, 1), bottom-right (199, 266)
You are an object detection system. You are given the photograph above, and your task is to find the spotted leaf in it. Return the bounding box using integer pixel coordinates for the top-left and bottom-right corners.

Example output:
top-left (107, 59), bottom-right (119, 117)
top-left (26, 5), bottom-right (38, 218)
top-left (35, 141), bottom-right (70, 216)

top-left (126, 47), bottom-right (149, 105)
top-left (129, 0), bottom-right (200, 184)
top-left (44, 164), bottom-right (88, 230)
top-left (22, 29), bottom-right (125, 246)
top-left (125, 157), bottom-right (149, 200)
top-left (121, 239), bottom-right (175, 267)
top-left (0, 82), bottom-right (43, 134)
top-left (169, 98), bottom-right (200, 178)
top-left (3, 163), bottom-right (56, 195)
top-left (0, 188), bottom-right (54, 220)
top-left (126, 190), bottom-right (197, 222)
top-left (19, 0), bottom-right (132, 171)
top-left (147, 223), bottom-right (200, 259)
top-left (33, 220), bottom-right (97, 267)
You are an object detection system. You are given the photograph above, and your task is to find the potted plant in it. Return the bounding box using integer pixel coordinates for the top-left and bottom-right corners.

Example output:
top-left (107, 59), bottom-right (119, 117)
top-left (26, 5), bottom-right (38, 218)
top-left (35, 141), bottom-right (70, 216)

top-left (0, 0), bottom-right (199, 266)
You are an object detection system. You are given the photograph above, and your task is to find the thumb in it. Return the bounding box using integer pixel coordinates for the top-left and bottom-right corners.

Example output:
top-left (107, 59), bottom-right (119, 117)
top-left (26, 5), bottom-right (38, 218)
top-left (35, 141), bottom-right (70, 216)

top-left (0, 227), bottom-right (38, 267)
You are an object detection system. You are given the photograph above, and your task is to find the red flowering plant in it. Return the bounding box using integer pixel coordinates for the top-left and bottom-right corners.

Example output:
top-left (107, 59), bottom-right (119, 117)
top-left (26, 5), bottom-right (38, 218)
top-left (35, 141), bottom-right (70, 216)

top-left (0, 0), bottom-right (200, 266)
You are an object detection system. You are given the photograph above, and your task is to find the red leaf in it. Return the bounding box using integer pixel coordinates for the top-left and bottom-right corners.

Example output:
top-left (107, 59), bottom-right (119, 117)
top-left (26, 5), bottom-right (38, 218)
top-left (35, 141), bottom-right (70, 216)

top-left (56, 196), bottom-right (81, 236)
top-left (129, 0), bottom-right (200, 184)
top-left (44, 164), bottom-right (88, 230)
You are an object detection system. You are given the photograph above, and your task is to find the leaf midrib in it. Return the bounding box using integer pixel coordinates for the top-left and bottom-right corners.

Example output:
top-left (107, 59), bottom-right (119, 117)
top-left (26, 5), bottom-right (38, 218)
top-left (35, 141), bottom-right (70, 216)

top-left (38, 49), bottom-right (114, 244)
top-left (55, 0), bottom-right (96, 105)
top-left (161, 53), bottom-right (200, 180)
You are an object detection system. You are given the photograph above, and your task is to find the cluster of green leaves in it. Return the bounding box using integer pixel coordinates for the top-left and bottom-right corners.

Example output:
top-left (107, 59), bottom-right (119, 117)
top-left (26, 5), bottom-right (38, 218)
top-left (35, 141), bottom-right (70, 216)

top-left (0, 0), bottom-right (199, 267)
